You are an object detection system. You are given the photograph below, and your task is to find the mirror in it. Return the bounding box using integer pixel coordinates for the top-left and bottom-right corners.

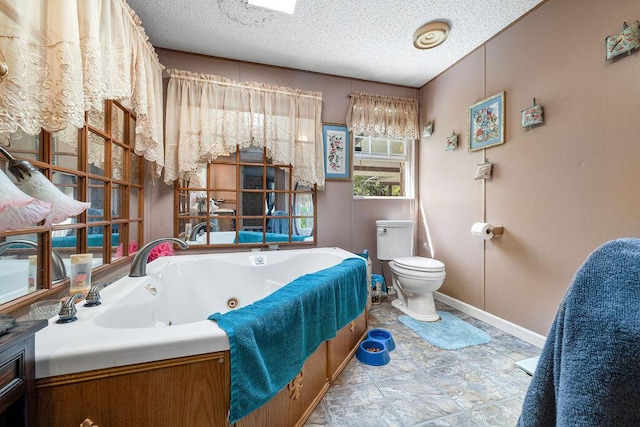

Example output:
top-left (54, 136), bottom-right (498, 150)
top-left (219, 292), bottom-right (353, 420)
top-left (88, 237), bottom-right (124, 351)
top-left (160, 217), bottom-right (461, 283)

top-left (177, 146), bottom-right (316, 246)
top-left (0, 101), bottom-right (144, 309)
top-left (0, 234), bottom-right (41, 305)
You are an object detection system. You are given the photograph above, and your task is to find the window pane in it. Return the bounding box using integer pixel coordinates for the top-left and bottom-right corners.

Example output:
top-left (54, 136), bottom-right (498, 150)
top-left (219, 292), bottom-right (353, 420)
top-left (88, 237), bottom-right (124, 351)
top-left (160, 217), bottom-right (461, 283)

top-left (293, 188), bottom-right (313, 237)
top-left (52, 130), bottom-right (78, 168)
top-left (51, 227), bottom-right (76, 250)
top-left (112, 105), bottom-right (126, 143)
top-left (0, 236), bottom-right (39, 304)
top-left (353, 159), bottom-right (405, 197)
top-left (239, 146), bottom-right (263, 163)
top-left (241, 192), bottom-right (264, 218)
top-left (129, 187), bottom-right (140, 219)
top-left (88, 179), bottom-right (106, 220)
top-left (112, 184), bottom-right (124, 220)
top-left (51, 172), bottom-right (83, 224)
top-left (87, 227), bottom-right (106, 268)
top-left (390, 140), bottom-right (405, 156)
top-left (213, 212), bottom-right (235, 233)
top-left (112, 223), bottom-right (125, 261)
top-left (88, 131), bottom-right (107, 176)
top-left (209, 164), bottom-right (235, 189)
top-left (86, 177), bottom-right (107, 262)
top-left (129, 116), bottom-right (136, 148)
top-left (129, 221), bottom-right (140, 255)
top-left (178, 219), bottom-right (194, 243)
top-left (130, 153), bottom-right (142, 185)
top-left (371, 138), bottom-right (388, 155)
top-left (87, 104), bottom-right (107, 132)
top-left (4, 131), bottom-right (39, 162)
top-left (242, 166), bottom-right (263, 189)
top-left (112, 144), bottom-right (125, 180)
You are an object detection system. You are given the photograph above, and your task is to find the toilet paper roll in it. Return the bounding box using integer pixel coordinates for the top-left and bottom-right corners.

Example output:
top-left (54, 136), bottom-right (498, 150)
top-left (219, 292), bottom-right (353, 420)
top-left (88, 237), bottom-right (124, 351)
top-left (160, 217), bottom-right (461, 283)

top-left (471, 222), bottom-right (494, 240)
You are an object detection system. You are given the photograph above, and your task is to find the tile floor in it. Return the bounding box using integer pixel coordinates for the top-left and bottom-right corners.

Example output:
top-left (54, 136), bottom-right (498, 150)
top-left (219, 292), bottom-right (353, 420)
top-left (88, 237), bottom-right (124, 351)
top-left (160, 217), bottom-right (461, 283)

top-left (305, 297), bottom-right (542, 427)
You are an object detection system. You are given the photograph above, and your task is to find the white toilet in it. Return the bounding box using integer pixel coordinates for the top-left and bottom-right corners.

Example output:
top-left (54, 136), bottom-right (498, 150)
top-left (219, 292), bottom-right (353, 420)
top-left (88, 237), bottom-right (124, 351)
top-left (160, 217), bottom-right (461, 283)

top-left (376, 220), bottom-right (446, 322)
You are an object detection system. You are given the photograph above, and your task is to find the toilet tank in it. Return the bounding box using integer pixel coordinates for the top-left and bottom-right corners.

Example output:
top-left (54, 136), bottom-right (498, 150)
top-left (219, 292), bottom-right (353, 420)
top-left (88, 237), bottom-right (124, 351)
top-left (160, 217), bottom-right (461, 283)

top-left (376, 220), bottom-right (414, 261)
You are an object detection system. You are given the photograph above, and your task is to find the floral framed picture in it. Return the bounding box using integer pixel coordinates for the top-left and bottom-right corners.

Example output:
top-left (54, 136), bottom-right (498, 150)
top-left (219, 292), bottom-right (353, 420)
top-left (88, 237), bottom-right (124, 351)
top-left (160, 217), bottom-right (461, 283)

top-left (468, 92), bottom-right (505, 151)
top-left (322, 123), bottom-right (351, 180)
top-left (521, 102), bottom-right (543, 128)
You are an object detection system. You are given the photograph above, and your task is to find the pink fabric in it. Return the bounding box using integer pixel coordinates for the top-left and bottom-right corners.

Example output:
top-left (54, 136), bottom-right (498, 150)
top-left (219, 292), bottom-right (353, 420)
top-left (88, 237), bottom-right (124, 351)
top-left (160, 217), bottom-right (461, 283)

top-left (147, 242), bottom-right (174, 262)
top-left (115, 241), bottom-right (173, 262)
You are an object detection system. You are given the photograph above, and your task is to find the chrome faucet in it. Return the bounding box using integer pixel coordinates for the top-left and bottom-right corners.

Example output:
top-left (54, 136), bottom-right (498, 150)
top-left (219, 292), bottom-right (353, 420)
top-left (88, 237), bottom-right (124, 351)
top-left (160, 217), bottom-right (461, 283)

top-left (188, 221), bottom-right (217, 241)
top-left (0, 239), bottom-right (67, 282)
top-left (129, 238), bottom-right (188, 277)
top-left (57, 293), bottom-right (82, 323)
top-left (84, 282), bottom-right (109, 307)
top-left (268, 244), bottom-right (280, 251)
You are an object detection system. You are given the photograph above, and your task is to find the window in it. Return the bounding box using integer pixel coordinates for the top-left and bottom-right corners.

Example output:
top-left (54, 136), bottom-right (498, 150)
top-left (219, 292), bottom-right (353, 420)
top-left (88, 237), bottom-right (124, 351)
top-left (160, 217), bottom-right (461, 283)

top-left (175, 146), bottom-right (316, 247)
top-left (0, 101), bottom-right (144, 311)
top-left (353, 135), bottom-right (413, 198)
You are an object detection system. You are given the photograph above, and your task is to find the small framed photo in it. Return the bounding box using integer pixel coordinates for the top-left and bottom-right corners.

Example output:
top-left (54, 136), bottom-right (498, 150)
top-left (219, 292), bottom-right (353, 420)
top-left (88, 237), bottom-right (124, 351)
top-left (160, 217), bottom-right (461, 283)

top-left (606, 21), bottom-right (640, 60)
top-left (468, 92), bottom-right (505, 151)
top-left (521, 100), bottom-right (543, 128)
top-left (422, 121), bottom-right (433, 137)
top-left (445, 132), bottom-right (458, 151)
top-left (322, 123), bottom-right (351, 180)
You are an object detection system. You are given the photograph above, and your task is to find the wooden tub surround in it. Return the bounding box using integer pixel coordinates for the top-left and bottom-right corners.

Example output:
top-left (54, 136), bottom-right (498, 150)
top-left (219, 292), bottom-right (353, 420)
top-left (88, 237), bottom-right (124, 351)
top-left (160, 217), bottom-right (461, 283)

top-left (35, 310), bottom-right (367, 426)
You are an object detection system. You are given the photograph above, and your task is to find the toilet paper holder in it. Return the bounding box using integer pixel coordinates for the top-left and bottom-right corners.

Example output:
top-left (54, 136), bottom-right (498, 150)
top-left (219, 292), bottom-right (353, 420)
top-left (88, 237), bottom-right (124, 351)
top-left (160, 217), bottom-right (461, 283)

top-left (491, 226), bottom-right (504, 235)
top-left (471, 223), bottom-right (504, 240)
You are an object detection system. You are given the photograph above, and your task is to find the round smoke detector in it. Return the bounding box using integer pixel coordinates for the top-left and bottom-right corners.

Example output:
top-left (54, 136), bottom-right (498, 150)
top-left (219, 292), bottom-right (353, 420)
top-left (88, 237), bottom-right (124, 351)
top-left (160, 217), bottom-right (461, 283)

top-left (413, 21), bottom-right (450, 49)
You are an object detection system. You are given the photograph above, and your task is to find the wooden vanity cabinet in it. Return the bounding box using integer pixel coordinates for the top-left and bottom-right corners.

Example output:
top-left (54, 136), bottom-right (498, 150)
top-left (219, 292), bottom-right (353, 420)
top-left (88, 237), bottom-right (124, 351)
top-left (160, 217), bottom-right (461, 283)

top-left (34, 310), bottom-right (368, 427)
top-left (0, 320), bottom-right (47, 427)
top-left (235, 341), bottom-right (328, 427)
top-left (238, 311), bottom-right (368, 426)
top-left (327, 311), bottom-right (368, 382)
top-left (35, 352), bottom-right (230, 427)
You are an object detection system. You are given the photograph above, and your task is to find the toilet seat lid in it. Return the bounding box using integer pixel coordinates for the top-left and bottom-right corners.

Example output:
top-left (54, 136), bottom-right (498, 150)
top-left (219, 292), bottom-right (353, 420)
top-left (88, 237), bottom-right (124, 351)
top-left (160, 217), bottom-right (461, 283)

top-left (393, 257), bottom-right (445, 272)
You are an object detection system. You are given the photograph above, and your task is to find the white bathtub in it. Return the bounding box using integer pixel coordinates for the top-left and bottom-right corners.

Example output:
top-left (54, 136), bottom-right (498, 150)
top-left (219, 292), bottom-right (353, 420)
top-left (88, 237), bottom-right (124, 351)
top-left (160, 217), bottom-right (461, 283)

top-left (35, 247), bottom-right (366, 379)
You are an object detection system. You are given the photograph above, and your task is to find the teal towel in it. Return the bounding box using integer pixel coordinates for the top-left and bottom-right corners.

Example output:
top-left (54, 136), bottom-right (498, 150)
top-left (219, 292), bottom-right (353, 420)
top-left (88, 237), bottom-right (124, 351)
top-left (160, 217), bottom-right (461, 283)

top-left (518, 238), bottom-right (640, 426)
top-left (52, 233), bottom-right (119, 248)
top-left (236, 230), bottom-right (308, 243)
top-left (209, 257), bottom-right (368, 424)
top-left (372, 273), bottom-right (387, 293)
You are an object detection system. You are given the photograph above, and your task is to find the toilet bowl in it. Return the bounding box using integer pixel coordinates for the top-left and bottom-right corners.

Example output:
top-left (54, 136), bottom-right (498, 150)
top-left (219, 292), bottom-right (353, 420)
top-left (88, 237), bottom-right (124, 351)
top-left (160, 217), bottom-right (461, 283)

top-left (389, 256), bottom-right (445, 322)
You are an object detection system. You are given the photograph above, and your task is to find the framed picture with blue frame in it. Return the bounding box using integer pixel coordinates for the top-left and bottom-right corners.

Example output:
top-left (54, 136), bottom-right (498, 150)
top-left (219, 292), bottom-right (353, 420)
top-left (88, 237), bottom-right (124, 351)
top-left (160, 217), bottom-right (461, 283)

top-left (322, 123), bottom-right (351, 180)
top-left (468, 92), bottom-right (505, 151)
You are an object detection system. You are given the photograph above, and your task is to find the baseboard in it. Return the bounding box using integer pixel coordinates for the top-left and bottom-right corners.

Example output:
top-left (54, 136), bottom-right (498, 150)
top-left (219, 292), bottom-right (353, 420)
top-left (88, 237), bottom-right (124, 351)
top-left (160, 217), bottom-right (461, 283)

top-left (434, 292), bottom-right (546, 348)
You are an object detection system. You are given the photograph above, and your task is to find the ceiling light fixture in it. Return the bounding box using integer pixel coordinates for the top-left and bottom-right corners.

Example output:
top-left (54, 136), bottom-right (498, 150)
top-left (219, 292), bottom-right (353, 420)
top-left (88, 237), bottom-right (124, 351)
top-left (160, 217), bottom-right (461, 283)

top-left (413, 21), bottom-right (450, 49)
top-left (248, 0), bottom-right (297, 14)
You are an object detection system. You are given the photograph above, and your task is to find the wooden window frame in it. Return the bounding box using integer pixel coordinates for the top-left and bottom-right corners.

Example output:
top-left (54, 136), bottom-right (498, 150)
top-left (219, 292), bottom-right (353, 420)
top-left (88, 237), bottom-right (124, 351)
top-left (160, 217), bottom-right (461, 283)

top-left (0, 101), bottom-right (145, 314)
top-left (174, 146), bottom-right (317, 248)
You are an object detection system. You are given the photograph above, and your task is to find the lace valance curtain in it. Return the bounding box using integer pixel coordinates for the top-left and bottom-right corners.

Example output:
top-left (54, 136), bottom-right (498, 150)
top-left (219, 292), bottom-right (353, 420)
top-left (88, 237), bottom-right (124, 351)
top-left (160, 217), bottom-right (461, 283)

top-left (164, 69), bottom-right (324, 186)
top-left (0, 0), bottom-right (165, 178)
top-left (346, 92), bottom-right (420, 140)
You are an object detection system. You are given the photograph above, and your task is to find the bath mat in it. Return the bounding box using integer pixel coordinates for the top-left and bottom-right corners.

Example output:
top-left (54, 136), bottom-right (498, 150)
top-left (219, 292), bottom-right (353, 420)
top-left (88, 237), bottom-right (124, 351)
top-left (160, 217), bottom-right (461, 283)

top-left (398, 312), bottom-right (491, 350)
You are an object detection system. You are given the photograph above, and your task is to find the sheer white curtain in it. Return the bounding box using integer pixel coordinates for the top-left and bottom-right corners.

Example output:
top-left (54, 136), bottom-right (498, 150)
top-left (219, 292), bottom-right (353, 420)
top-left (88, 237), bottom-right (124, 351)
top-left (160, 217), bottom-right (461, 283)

top-left (0, 0), bottom-right (165, 178)
top-left (346, 92), bottom-right (420, 140)
top-left (165, 69), bottom-right (324, 186)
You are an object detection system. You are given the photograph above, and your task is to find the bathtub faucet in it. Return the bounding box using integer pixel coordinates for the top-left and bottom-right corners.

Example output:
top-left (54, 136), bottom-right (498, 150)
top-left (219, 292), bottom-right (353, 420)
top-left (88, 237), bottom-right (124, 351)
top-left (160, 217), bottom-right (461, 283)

top-left (0, 239), bottom-right (67, 282)
top-left (188, 221), bottom-right (217, 241)
top-left (268, 244), bottom-right (279, 251)
top-left (129, 238), bottom-right (188, 277)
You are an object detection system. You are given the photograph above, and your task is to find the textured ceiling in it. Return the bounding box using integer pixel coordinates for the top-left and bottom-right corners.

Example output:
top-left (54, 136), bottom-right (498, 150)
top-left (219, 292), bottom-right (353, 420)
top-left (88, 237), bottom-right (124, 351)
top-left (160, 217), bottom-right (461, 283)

top-left (128, 0), bottom-right (543, 88)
